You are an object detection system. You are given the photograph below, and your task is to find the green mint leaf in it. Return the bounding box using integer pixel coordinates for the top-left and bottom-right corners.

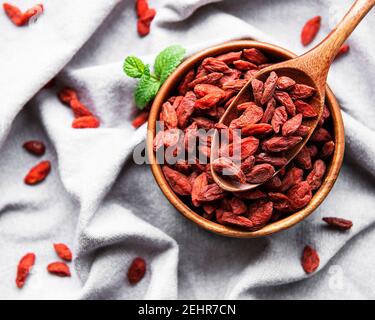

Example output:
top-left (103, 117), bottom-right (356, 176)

top-left (134, 66), bottom-right (161, 109)
top-left (123, 56), bottom-right (146, 78)
top-left (154, 45), bottom-right (186, 84)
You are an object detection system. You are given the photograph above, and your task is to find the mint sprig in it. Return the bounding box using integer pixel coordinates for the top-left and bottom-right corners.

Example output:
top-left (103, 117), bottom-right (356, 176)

top-left (123, 45), bottom-right (186, 109)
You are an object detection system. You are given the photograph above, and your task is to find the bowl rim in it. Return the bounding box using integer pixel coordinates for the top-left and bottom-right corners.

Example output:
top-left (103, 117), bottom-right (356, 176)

top-left (147, 40), bottom-right (345, 238)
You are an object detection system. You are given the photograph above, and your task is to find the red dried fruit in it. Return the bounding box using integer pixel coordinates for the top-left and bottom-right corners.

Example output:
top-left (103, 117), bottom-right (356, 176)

top-left (335, 44), bottom-right (350, 60)
top-left (70, 99), bottom-right (93, 118)
top-left (307, 144), bottom-right (319, 158)
top-left (234, 189), bottom-right (267, 200)
top-left (203, 204), bottom-right (216, 219)
top-left (271, 106), bottom-right (288, 133)
top-left (162, 101), bottom-right (178, 129)
top-left (276, 76), bottom-right (296, 90)
top-left (163, 166), bottom-right (192, 196)
top-left (322, 217), bottom-right (353, 230)
top-left (128, 257), bottom-right (146, 284)
top-left (246, 164), bottom-right (275, 184)
top-left (244, 69), bottom-right (258, 81)
top-left (261, 97), bottom-right (276, 123)
top-left (132, 111), bottom-right (149, 128)
top-left (261, 72), bottom-right (278, 105)
top-left (137, 8), bottom-right (156, 37)
top-left (274, 91), bottom-right (296, 116)
top-left (243, 48), bottom-right (268, 65)
top-left (194, 84), bottom-right (224, 98)
top-left (306, 159), bottom-right (326, 190)
top-left (188, 72), bottom-right (223, 89)
top-left (212, 157), bottom-right (246, 183)
top-left (230, 104), bottom-right (263, 128)
top-left (246, 200), bottom-right (273, 230)
top-left (262, 136), bottom-right (302, 153)
top-left (255, 153), bottom-right (288, 167)
top-left (24, 161), bottom-right (51, 185)
top-left (192, 117), bottom-right (215, 130)
top-left (233, 60), bottom-right (258, 71)
top-left (216, 51), bottom-right (242, 64)
top-left (176, 91), bottom-right (196, 128)
top-left (289, 84), bottom-right (316, 100)
top-left (287, 181), bottom-right (312, 210)
top-left (222, 79), bottom-right (247, 91)
top-left (54, 243), bottom-right (73, 262)
top-left (72, 116), bottom-right (100, 129)
top-left (280, 167), bottom-right (304, 192)
top-left (295, 146), bottom-right (312, 170)
top-left (3, 3), bottom-right (24, 26)
top-left (268, 192), bottom-right (291, 212)
top-left (221, 213), bottom-right (255, 229)
top-left (47, 262), bottom-right (71, 277)
top-left (196, 183), bottom-right (226, 202)
top-left (230, 136), bottom-right (260, 160)
top-left (23, 140), bottom-right (46, 156)
top-left (178, 70), bottom-right (195, 95)
top-left (230, 197), bottom-right (247, 215)
top-left (202, 57), bottom-right (232, 74)
top-left (16, 253), bottom-right (35, 288)
top-left (194, 93), bottom-right (222, 110)
top-left (241, 155), bottom-right (255, 174)
top-left (242, 123), bottom-right (273, 136)
top-left (295, 124), bottom-right (310, 137)
top-left (136, 0), bottom-right (149, 17)
top-left (58, 88), bottom-right (78, 105)
top-left (192, 173), bottom-right (208, 206)
top-left (264, 175), bottom-right (282, 190)
top-left (301, 16), bottom-right (321, 46)
top-left (251, 79), bottom-right (264, 105)
top-left (320, 141), bottom-right (335, 159)
top-left (282, 113), bottom-right (303, 136)
top-left (294, 100), bottom-right (318, 118)
top-left (310, 127), bottom-right (332, 142)
top-left (301, 245), bottom-right (320, 274)
top-left (3, 3), bottom-right (43, 26)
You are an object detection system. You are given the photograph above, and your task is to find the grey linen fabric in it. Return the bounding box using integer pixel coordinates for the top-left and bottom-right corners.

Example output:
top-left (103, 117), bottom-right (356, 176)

top-left (0, 0), bottom-right (375, 299)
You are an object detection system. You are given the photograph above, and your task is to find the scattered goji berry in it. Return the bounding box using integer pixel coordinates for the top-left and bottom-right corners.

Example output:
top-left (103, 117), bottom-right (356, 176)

top-left (54, 243), bottom-right (73, 262)
top-left (322, 217), bottom-right (353, 230)
top-left (47, 262), bottom-right (71, 277)
top-left (128, 257), bottom-right (146, 284)
top-left (23, 140), bottom-right (46, 156)
top-left (16, 253), bottom-right (35, 288)
top-left (301, 245), bottom-right (320, 273)
top-left (72, 116), bottom-right (100, 129)
top-left (301, 16), bottom-right (321, 46)
top-left (24, 161), bottom-right (51, 185)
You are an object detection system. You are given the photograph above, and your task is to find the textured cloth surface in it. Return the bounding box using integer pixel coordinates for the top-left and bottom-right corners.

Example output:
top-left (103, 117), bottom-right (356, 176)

top-left (0, 0), bottom-right (375, 300)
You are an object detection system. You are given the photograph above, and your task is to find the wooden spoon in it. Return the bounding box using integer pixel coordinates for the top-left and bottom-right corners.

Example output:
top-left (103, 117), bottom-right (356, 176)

top-left (211, 0), bottom-right (374, 193)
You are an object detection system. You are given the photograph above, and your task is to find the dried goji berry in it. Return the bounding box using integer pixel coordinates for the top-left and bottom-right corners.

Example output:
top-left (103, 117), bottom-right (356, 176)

top-left (132, 111), bottom-right (149, 128)
top-left (295, 146), bottom-right (312, 170)
top-left (202, 57), bottom-right (232, 74)
top-left (262, 136), bottom-right (302, 153)
top-left (274, 91), bottom-right (296, 116)
top-left (335, 44), bottom-right (350, 60)
top-left (163, 166), bottom-right (192, 196)
top-left (233, 60), bottom-right (258, 71)
top-left (136, 0), bottom-right (149, 17)
top-left (128, 257), bottom-right (146, 284)
top-left (255, 153), bottom-right (288, 167)
top-left (23, 140), bottom-right (46, 156)
top-left (3, 3), bottom-right (24, 26)
top-left (322, 217), bottom-right (353, 230)
top-left (24, 161), bottom-right (51, 185)
top-left (216, 51), bottom-right (242, 64)
top-left (178, 70), bottom-right (196, 95)
top-left (306, 159), bottom-right (326, 190)
top-left (301, 16), bottom-right (321, 46)
top-left (287, 181), bottom-right (312, 210)
top-left (246, 164), bottom-right (275, 184)
top-left (276, 76), bottom-right (296, 90)
top-left (301, 245), bottom-right (320, 273)
top-left (58, 88), bottom-right (78, 105)
top-left (261, 97), bottom-right (276, 123)
top-left (243, 48), bottom-right (268, 65)
top-left (72, 116), bottom-right (100, 129)
top-left (16, 253), bottom-right (35, 288)
top-left (289, 84), bottom-right (316, 100)
top-left (251, 79), bottom-right (264, 105)
top-left (70, 99), bottom-right (93, 118)
top-left (212, 157), bottom-right (246, 183)
top-left (261, 71), bottom-right (278, 105)
top-left (271, 106), bottom-right (288, 133)
top-left (282, 113), bottom-right (303, 136)
top-left (47, 262), bottom-right (71, 277)
top-left (54, 243), bottom-right (73, 262)
top-left (320, 141), bottom-right (335, 159)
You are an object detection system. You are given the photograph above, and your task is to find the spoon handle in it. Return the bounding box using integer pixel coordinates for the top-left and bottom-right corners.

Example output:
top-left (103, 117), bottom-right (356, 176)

top-left (300, 0), bottom-right (374, 85)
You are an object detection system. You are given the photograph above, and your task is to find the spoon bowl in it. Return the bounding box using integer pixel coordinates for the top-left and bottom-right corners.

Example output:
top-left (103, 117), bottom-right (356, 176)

top-left (211, 0), bottom-right (374, 192)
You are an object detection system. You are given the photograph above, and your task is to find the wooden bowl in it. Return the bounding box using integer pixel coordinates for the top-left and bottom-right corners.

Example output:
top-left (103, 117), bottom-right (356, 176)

top-left (147, 40), bottom-right (345, 238)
